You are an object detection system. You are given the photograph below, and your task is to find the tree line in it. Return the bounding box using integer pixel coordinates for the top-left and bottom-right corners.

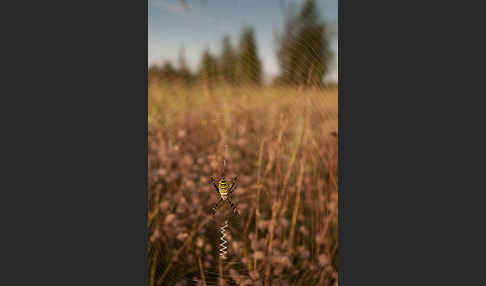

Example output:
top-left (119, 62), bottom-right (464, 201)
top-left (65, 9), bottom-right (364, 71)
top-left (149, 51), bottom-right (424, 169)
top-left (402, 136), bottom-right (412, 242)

top-left (149, 0), bottom-right (332, 88)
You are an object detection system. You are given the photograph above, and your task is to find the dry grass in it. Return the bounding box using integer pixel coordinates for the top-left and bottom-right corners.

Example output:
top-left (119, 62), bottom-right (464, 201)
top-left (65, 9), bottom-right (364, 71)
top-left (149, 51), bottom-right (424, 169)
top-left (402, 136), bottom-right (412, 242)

top-left (148, 83), bottom-right (338, 286)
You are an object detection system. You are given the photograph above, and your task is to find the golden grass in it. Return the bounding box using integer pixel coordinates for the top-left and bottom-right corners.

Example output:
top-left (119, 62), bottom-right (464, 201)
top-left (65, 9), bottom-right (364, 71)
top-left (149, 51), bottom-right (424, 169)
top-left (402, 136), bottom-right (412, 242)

top-left (148, 83), bottom-right (338, 286)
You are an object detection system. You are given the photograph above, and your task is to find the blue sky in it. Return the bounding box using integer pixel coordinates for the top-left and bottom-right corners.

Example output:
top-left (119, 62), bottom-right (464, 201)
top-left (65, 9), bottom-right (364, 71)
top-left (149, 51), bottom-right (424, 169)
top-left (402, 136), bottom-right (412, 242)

top-left (148, 0), bottom-right (338, 82)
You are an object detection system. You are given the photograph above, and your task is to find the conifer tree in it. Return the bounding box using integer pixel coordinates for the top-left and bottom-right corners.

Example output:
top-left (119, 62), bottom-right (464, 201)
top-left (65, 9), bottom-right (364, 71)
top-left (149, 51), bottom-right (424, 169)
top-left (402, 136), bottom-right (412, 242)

top-left (236, 27), bottom-right (262, 86)
top-left (220, 35), bottom-right (237, 85)
top-left (161, 61), bottom-right (177, 83)
top-left (199, 48), bottom-right (217, 89)
top-left (275, 0), bottom-right (331, 86)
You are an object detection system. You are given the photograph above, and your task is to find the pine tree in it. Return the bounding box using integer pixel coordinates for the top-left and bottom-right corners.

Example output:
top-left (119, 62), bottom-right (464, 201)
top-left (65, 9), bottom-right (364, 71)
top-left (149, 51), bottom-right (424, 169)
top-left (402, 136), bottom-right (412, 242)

top-left (199, 48), bottom-right (217, 89)
top-left (236, 27), bottom-right (262, 86)
top-left (220, 35), bottom-right (237, 85)
top-left (161, 61), bottom-right (177, 83)
top-left (275, 0), bottom-right (331, 87)
top-left (275, 1), bottom-right (299, 85)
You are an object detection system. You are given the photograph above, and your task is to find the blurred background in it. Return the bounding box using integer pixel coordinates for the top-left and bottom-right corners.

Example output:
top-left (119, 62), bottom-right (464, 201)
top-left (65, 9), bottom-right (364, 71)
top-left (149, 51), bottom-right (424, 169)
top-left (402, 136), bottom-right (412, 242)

top-left (148, 0), bottom-right (338, 285)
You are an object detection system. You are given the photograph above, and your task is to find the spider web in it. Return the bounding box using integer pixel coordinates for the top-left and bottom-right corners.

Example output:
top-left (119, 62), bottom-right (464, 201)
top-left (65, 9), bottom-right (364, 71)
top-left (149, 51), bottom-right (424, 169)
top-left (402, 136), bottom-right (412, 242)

top-left (148, 1), bottom-right (338, 285)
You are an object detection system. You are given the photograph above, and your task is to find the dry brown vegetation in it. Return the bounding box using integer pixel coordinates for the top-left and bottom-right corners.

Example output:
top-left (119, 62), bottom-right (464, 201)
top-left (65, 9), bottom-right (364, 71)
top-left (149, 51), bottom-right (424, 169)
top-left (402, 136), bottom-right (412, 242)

top-left (148, 83), bottom-right (338, 286)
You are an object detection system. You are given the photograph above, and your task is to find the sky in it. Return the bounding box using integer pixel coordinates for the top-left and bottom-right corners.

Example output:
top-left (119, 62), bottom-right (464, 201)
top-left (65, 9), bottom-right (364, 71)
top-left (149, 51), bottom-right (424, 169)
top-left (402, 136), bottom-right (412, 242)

top-left (148, 0), bottom-right (338, 82)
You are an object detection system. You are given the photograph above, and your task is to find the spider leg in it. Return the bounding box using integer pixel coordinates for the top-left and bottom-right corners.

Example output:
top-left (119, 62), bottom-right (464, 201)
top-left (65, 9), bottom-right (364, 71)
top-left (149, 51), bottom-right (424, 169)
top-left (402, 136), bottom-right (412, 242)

top-left (227, 176), bottom-right (239, 196)
top-left (226, 197), bottom-right (239, 216)
top-left (209, 176), bottom-right (220, 195)
top-left (210, 197), bottom-right (224, 215)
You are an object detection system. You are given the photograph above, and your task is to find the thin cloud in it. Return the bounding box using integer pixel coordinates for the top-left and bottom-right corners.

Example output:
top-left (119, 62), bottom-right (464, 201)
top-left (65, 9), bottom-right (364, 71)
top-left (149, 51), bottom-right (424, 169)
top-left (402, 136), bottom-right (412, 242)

top-left (150, 0), bottom-right (190, 16)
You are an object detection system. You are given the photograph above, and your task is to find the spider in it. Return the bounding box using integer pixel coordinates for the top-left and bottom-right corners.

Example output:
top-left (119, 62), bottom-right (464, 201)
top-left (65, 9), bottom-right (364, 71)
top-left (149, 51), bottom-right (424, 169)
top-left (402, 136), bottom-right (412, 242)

top-left (209, 161), bottom-right (239, 216)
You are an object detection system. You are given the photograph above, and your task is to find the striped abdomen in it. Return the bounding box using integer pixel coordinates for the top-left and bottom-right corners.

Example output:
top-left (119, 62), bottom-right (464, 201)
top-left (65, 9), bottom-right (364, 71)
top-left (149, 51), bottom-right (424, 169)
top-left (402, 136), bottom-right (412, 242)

top-left (219, 179), bottom-right (229, 200)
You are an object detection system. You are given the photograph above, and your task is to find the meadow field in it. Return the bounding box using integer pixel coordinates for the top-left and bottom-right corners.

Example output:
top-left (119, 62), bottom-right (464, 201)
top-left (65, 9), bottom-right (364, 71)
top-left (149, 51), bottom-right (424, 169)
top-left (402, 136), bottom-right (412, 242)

top-left (148, 83), bottom-right (338, 286)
